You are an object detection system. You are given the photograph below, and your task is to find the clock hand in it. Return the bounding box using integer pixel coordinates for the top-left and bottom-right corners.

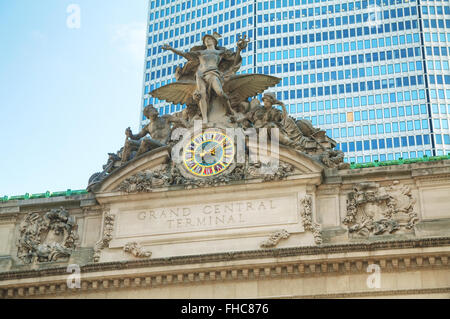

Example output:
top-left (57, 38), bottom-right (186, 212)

top-left (204, 143), bottom-right (222, 157)
top-left (199, 144), bottom-right (212, 157)
top-left (199, 149), bottom-right (209, 157)
top-left (200, 143), bottom-right (221, 157)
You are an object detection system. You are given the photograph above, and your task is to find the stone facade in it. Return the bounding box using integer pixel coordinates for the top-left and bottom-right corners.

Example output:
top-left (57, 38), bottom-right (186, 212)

top-left (1, 153), bottom-right (450, 299)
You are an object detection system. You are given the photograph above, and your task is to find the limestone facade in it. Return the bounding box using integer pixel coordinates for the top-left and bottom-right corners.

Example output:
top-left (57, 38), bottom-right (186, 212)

top-left (1, 151), bottom-right (450, 299)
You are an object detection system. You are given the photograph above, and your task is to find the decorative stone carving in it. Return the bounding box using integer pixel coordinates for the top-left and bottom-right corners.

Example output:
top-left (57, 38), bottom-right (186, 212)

top-left (156, 33), bottom-right (279, 124)
top-left (87, 32), bottom-right (352, 191)
top-left (246, 161), bottom-right (295, 181)
top-left (121, 105), bottom-right (172, 165)
top-left (123, 242), bottom-right (152, 258)
top-left (320, 149), bottom-right (350, 169)
top-left (87, 149), bottom-right (124, 190)
top-left (344, 181), bottom-right (418, 237)
top-left (93, 210), bottom-right (115, 263)
top-left (260, 230), bottom-right (290, 248)
top-left (299, 195), bottom-right (322, 245)
top-left (117, 161), bottom-right (296, 193)
top-left (117, 167), bottom-right (171, 193)
top-left (16, 207), bottom-right (78, 264)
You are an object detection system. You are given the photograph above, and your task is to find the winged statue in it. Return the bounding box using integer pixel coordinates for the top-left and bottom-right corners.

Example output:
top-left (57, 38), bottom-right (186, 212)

top-left (150, 32), bottom-right (280, 123)
top-left (87, 33), bottom-right (351, 190)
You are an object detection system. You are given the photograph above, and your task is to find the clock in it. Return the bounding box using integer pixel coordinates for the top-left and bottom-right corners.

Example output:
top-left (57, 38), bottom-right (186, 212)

top-left (183, 130), bottom-right (235, 177)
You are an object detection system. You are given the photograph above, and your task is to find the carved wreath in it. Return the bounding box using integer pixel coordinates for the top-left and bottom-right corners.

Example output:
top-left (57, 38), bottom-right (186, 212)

top-left (16, 207), bottom-right (78, 264)
top-left (344, 182), bottom-right (418, 237)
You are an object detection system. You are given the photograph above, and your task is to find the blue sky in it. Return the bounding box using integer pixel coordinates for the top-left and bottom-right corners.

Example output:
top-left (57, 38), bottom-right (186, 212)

top-left (0, 0), bottom-right (148, 195)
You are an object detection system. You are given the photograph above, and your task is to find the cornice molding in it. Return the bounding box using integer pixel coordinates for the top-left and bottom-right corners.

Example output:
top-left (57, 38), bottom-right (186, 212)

top-left (1, 236), bottom-right (449, 281)
top-left (1, 237), bottom-right (449, 298)
top-left (278, 287), bottom-right (450, 299)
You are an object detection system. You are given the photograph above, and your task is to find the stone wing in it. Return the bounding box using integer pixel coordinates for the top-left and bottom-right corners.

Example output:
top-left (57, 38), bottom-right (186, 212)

top-left (150, 81), bottom-right (196, 105)
top-left (224, 74), bottom-right (281, 103)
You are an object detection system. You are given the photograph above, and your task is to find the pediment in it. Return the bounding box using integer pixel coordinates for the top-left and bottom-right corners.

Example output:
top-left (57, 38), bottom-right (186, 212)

top-left (91, 146), bottom-right (171, 193)
top-left (90, 144), bottom-right (325, 194)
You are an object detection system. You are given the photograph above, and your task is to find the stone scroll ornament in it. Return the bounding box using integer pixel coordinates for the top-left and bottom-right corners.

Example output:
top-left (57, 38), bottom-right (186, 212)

top-left (343, 181), bottom-right (418, 237)
top-left (16, 207), bottom-right (78, 264)
top-left (93, 210), bottom-right (115, 263)
top-left (299, 195), bottom-right (323, 245)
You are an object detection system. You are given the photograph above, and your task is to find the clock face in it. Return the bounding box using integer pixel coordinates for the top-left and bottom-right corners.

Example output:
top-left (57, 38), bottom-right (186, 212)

top-left (183, 130), bottom-right (235, 177)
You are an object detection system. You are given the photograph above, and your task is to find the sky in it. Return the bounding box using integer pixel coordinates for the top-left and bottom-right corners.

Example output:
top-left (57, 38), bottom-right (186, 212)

top-left (0, 0), bottom-right (148, 196)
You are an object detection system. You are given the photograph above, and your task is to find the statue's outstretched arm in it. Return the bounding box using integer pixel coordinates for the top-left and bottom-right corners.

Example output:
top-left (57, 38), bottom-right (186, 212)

top-left (234, 35), bottom-right (250, 66)
top-left (125, 127), bottom-right (148, 140)
top-left (161, 44), bottom-right (195, 61)
top-left (279, 102), bottom-right (288, 120)
top-left (162, 114), bottom-right (188, 128)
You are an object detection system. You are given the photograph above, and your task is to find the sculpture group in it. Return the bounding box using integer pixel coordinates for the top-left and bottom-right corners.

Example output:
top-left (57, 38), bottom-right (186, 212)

top-left (88, 32), bottom-right (349, 190)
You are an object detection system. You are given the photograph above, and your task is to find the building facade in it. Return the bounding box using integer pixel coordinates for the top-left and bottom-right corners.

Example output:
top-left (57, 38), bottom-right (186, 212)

top-left (2, 150), bottom-right (450, 299)
top-left (140, 0), bottom-right (450, 164)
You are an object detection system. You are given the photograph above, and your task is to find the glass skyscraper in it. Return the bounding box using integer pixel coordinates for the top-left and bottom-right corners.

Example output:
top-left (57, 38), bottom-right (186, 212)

top-left (140, 0), bottom-right (450, 163)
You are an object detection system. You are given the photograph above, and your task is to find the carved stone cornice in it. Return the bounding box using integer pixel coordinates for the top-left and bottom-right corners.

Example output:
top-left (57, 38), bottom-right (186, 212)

top-left (334, 160), bottom-right (450, 184)
top-left (316, 185), bottom-right (341, 195)
top-left (285, 287), bottom-right (450, 299)
top-left (0, 214), bottom-right (18, 223)
top-left (0, 236), bottom-right (448, 281)
top-left (1, 237), bottom-right (449, 299)
top-left (414, 173), bottom-right (450, 186)
top-left (0, 242), bottom-right (448, 299)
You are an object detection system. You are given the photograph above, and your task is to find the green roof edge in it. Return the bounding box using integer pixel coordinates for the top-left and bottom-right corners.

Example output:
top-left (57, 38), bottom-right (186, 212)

top-left (1, 189), bottom-right (89, 203)
top-left (349, 154), bottom-right (450, 169)
top-left (2, 154), bottom-right (450, 201)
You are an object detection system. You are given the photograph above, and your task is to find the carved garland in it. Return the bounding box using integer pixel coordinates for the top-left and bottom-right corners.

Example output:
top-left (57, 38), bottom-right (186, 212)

top-left (299, 195), bottom-right (322, 245)
top-left (16, 207), bottom-right (78, 264)
top-left (93, 210), bottom-right (115, 263)
top-left (117, 162), bottom-right (295, 193)
top-left (123, 242), bottom-right (152, 258)
top-left (260, 230), bottom-right (290, 248)
top-left (259, 196), bottom-right (322, 248)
